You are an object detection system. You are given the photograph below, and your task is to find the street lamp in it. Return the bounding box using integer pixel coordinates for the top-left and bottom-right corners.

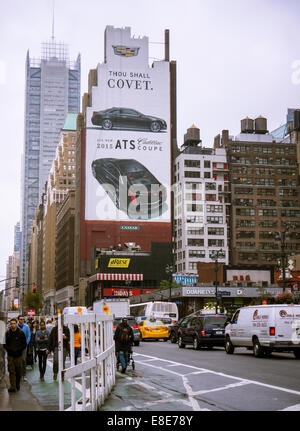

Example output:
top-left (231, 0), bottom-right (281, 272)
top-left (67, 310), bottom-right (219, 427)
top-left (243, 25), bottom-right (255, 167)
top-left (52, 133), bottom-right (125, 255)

top-left (274, 228), bottom-right (292, 292)
top-left (165, 264), bottom-right (174, 301)
top-left (210, 249), bottom-right (224, 314)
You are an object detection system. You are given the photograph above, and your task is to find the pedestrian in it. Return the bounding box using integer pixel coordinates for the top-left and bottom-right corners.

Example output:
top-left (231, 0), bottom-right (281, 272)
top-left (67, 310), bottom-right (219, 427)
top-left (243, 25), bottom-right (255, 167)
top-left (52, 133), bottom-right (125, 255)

top-left (32, 320), bottom-right (39, 363)
top-left (74, 324), bottom-right (81, 365)
top-left (46, 316), bottom-right (70, 381)
top-left (114, 317), bottom-right (134, 373)
top-left (35, 320), bottom-right (49, 381)
top-left (4, 318), bottom-right (27, 392)
top-left (46, 318), bottom-right (54, 333)
top-left (17, 315), bottom-right (31, 381)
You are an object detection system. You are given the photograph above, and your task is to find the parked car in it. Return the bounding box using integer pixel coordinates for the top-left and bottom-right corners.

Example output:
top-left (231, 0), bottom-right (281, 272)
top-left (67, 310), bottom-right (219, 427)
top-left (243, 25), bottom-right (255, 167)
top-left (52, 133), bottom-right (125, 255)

top-left (139, 319), bottom-right (169, 341)
top-left (177, 314), bottom-right (228, 349)
top-left (113, 316), bottom-right (142, 346)
top-left (92, 158), bottom-right (167, 219)
top-left (225, 304), bottom-right (300, 358)
top-left (91, 107), bottom-right (167, 133)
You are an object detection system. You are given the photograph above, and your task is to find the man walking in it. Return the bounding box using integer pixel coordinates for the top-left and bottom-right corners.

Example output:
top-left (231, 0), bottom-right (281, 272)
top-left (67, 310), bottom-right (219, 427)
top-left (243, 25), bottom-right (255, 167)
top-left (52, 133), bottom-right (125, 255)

top-left (114, 317), bottom-right (134, 373)
top-left (46, 316), bottom-right (70, 381)
top-left (17, 315), bottom-right (31, 381)
top-left (4, 318), bottom-right (27, 392)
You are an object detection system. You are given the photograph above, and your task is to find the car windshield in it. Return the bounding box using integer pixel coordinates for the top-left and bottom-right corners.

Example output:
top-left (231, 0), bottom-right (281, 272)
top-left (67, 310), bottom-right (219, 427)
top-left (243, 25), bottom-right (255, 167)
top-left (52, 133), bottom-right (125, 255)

top-left (144, 320), bottom-right (164, 327)
top-left (158, 318), bottom-right (172, 324)
top-left (204, 316), bottom-right (227, 326)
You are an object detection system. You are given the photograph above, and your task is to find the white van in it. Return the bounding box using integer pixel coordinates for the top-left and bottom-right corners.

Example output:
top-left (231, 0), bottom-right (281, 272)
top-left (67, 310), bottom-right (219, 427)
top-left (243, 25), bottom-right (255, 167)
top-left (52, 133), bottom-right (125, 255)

top-left (225, 304), bottom-right (300, 358)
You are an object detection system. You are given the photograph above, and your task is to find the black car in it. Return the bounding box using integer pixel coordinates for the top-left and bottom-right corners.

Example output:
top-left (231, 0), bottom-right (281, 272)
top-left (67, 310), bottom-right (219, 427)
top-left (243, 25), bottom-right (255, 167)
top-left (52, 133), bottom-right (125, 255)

top-left (91, 107), bottom-right (167, 133)
top-left (113, 316), bottom-right (142, 346)
top-left (91, 158), bottom-right (167, 219)
top-left (169, 312), bottom-right (203, 343)
top-left (177, 314), bottom-right (228, 350)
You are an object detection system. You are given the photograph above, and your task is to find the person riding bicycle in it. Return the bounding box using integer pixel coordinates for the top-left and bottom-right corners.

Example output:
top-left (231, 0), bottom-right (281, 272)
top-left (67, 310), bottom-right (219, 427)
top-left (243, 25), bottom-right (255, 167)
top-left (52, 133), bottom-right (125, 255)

top-left (114, 317), bottom-right (134, 373)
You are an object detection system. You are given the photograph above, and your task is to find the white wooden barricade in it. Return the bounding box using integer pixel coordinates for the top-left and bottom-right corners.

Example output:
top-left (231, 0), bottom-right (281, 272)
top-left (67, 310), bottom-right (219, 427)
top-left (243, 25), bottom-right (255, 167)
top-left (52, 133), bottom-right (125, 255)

top-left (58, 312), bottom-right (116, 411)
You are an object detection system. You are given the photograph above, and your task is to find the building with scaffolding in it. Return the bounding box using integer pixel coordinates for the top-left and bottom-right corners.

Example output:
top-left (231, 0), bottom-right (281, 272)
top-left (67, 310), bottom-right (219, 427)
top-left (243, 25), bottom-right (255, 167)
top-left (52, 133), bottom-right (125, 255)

top-left (20, 38), bottom-right (80, 286)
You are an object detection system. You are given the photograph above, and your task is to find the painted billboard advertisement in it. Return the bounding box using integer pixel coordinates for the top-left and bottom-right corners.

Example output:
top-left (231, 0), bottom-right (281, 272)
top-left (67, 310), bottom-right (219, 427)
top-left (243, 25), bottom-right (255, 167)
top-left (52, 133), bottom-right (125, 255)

top-left (85, 26), bottom-right (171, 222)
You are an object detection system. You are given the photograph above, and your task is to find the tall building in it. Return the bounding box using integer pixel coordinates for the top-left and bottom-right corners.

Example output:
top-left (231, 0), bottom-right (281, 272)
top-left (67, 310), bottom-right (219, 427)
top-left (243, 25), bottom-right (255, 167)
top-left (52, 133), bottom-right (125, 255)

top-left (173, 125), bottom-right (229, 274)
top-left (216, 115), bottom-right (300, 267)
top-left (14, 222), bottom-right (21, 252)
top-left (20, 37), bottom-right (80, 286)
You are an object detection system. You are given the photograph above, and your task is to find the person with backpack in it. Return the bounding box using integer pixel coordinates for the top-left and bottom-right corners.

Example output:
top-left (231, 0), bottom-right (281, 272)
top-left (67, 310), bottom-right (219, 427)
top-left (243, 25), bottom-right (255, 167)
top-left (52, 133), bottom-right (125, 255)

top-left (114, 317), bottom-right (134, 373)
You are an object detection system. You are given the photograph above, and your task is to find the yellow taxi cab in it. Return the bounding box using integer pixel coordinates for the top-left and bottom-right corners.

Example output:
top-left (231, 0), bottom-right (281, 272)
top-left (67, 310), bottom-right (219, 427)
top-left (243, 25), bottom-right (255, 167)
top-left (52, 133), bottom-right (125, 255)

top-left (139, 319), bottom-right (169, 341)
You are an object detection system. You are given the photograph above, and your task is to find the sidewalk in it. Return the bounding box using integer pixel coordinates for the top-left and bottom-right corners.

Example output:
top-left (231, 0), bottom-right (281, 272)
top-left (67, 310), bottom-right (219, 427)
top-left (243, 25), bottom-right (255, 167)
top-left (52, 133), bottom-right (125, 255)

top-left (0, 374), bottom-right (44, 411)
top-left (0, 356), bottom-right (86, 411)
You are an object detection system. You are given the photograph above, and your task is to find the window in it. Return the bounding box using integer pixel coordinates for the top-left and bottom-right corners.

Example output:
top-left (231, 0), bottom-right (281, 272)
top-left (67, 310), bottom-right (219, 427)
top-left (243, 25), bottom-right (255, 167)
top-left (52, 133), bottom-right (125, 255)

top-left (207, 205), bottom-right (223, 213)
top-left (208, 227), bottom-right (224, 235)
top-left (184, 160), bottom-right (200, 168)
top-left (186, 204), bottom-right (203, 212)
top-left (204, 160), bottom-right (211, 168)
top-left (204, 172), bottom-right (211, 178)
top-left (205, 182), bottom-right (216, 190)
top-left (208, 239), bottom-right (224, 247)
top-left (188, 238), bottom-right (204, 246)
top-left (189, 250), bottom-right (205, 258)
top-left (207, 216), bottom-right (223, 224)
top-left (185, 171), bottom-right (200, 178)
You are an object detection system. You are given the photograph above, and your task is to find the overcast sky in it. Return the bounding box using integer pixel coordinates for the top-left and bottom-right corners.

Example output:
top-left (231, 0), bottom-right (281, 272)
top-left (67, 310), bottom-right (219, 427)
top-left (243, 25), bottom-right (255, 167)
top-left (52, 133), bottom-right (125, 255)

top-left (0, 0), bottom-right (300, 286)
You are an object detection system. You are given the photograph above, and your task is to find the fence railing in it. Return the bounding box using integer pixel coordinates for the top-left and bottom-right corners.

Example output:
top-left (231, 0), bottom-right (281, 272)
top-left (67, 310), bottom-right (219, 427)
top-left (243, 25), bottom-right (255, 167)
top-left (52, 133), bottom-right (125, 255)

top-left (58, 312), bottom-right (115, 411)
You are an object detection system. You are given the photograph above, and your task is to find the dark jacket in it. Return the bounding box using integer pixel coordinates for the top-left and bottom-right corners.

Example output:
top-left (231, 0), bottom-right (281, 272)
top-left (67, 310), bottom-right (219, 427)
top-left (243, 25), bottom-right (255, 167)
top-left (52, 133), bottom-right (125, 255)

top-left (114, 323), bottom-right (134, 352)
top-left (4, 327), bottom-right (27, 358)
top-left (47, 325), bottom-right (70, 352)
top-left (35, 329), bottom-right (50, 351)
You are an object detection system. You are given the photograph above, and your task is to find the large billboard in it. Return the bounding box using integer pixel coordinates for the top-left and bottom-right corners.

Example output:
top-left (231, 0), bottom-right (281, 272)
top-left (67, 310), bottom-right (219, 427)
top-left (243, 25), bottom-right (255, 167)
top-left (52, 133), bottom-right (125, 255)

top-left (85, 26), bottom-right (171, 222)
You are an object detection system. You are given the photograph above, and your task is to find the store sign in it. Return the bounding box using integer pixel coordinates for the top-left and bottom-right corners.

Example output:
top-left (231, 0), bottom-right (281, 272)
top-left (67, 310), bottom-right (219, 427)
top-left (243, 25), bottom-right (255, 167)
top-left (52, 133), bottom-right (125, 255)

top-left (85, 26), bottom-right (171, 223)
top-left (120, 225), bottom-right (140, 230)
top-left (103, 288), bottom-right (155, 297)
top-left (108, 258), bottom-right (131, 268)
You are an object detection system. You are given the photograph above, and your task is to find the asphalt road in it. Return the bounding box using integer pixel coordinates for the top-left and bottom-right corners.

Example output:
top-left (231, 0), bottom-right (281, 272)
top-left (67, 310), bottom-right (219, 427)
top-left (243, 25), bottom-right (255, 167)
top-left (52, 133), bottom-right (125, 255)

top-left (102, 339), bottom-right (300, 411)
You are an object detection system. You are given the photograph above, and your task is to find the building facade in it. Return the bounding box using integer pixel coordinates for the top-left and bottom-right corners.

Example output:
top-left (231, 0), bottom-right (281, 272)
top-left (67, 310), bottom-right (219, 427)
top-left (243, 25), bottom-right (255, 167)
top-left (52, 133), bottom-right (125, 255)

top-left (216, 115), bottom-right (300, 267)
top-left (173, 125), bottom-right (229, 274)
top-left (21, 38), bottom-right (80, 287)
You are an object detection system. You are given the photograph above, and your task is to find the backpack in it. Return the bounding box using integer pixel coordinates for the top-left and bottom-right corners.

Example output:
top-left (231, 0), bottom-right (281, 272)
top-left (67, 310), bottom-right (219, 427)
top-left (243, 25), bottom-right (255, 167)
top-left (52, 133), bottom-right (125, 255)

top-left (120, 327), bottom-right (129, 343)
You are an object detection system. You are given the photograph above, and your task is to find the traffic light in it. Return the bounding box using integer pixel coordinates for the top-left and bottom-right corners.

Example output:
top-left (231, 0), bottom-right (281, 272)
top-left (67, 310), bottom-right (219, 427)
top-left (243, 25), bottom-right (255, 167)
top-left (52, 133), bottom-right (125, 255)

top-left (32, 285), bottom-right (37, 294)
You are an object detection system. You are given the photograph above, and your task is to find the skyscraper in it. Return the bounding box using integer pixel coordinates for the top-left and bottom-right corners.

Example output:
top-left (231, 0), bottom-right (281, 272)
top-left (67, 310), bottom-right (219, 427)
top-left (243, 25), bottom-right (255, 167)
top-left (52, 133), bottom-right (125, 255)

top-left (20, 37), bottom-right (80, 284)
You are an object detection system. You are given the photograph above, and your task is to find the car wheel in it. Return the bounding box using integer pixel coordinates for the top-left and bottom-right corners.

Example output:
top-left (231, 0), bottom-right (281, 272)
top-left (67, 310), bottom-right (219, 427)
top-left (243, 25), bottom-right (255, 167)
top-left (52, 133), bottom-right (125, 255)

top-left (150, 121), bottom-right (161, 132)
top-left (253, 338), bottom-right (264, 358)
top-left (225, 337), bottom-right (234, 354)
top-left (170, 332), bottom-right (177, 344)
top-left (134, 341), bottom-right (140, 346)
top-left (294, 350), bottom-right (300, 359)
top-left (193, 337), bottom-right (200, 350)
top-left (102, 119), bottom-right (113, 130)
top-left (178, 336), bottom-right (185, 348)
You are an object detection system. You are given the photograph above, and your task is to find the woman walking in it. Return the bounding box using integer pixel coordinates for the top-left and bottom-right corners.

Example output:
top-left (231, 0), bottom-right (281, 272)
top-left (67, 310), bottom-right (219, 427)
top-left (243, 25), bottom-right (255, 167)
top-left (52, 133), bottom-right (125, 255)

top-left (74, 324), bottom-right (81, 365)
top-left (35, 320), bottom-right (49, 381)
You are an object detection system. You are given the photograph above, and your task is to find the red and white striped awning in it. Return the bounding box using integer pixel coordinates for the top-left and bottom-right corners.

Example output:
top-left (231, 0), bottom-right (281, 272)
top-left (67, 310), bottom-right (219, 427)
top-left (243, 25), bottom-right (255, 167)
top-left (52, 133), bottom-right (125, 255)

top-left (89, 273), bottom-right (143, 283)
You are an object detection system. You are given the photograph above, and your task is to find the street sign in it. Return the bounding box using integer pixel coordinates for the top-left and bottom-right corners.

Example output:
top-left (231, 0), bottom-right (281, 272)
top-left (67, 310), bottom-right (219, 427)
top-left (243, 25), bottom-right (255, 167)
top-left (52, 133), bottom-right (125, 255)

top-left (27, 309), bottom-right (36, 317)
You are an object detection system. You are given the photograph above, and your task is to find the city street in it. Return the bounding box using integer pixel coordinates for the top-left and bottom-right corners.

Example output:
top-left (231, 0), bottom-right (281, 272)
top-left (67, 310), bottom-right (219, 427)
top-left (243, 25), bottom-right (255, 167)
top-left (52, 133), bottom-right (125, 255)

top-left (103, 340), bottom-right (300, 411)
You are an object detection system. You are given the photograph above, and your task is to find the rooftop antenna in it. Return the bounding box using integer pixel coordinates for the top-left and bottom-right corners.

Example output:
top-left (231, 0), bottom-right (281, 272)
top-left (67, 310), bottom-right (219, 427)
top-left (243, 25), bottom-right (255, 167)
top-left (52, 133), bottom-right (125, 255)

top-left (52, 0), bottom-right (55, 41)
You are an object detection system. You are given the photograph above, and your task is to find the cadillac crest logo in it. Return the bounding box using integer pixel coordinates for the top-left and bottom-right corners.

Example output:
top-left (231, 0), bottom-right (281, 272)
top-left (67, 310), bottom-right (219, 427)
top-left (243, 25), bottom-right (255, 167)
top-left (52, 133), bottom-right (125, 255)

top-left (112, 45), bottom-right (140, 57)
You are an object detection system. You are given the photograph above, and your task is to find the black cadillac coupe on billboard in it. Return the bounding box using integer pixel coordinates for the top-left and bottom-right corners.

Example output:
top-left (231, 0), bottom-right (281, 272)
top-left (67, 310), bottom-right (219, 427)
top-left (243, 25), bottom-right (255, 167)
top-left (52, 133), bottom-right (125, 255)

top-left (85, 26), bottom-right (171, 222)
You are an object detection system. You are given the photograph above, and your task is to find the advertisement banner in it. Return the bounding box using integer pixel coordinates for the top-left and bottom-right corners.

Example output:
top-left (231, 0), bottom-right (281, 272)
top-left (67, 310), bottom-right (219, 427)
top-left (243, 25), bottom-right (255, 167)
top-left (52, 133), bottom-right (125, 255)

top-left (85, 26), bottom-right (171, 222)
